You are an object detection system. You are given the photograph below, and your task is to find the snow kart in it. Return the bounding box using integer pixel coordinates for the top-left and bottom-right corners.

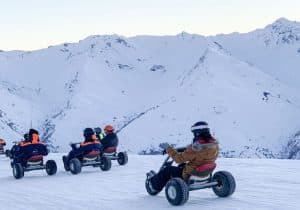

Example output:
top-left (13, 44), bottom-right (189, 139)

top-left (0, 139), bottom-right (6, 155)
top-left (11, 148), bottom-right (57, 179)
top-left (103, 146), bottom-right (128, 166)
top-left (62, 143), bottom-right (112, 175)
top-left (145, 147), bottom-right (236, 206)
top-left (0, 145), bottom-right (5, 155)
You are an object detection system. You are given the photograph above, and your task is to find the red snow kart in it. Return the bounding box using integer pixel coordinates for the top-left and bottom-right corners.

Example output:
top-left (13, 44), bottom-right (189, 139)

top-left (145, 147), bottom-right (236, 206)
top-left (103, 146), bottom-right (128, 166)
top-left (11, 147), bottom-right (57, 179)
top-left (62, 143), bottom-right (112, 175)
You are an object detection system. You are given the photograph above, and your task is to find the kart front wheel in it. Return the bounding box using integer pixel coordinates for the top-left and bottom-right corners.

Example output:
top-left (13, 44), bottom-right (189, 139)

top-left (165, 178), bottom-right (189, 206)
top-left (145, 178), bottom-right (160, 196)
top-left (69, 158), bottom-right (82, 175)
top-left (62, 156), bottom-right (70, 171)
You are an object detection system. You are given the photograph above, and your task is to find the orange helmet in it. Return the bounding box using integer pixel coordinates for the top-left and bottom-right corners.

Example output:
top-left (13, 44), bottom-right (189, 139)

top-left (104, 125), bottom-right (114, 133)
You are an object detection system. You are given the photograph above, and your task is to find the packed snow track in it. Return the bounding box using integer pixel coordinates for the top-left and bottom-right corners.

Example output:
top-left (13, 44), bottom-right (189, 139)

top-left (0, 154), bottom-right (299, 210)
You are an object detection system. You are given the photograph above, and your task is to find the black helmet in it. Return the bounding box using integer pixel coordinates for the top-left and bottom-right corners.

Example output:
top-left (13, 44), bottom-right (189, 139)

top-left (29, 128), bottom-right (39, 136)
top-left (23, 133), bottom-right (29, 142)
top-left (191, 121), bottom-right (210, 137)
top-left (94, 127), bottom-right (102, 134)
top-left (83, 128), bottom-right (95, 138)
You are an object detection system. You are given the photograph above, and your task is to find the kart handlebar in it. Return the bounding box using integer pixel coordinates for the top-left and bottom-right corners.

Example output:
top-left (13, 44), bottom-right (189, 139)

top-left (159, 146), bottom-right (187, 171)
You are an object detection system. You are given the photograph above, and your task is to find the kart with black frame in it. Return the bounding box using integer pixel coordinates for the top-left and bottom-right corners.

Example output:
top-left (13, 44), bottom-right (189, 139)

top-left (145, 147), bottom-right (236, 206)
top-left (11, 144), bottom-right (57, 179)
top-left (62, 142), bottom-right (112, 175)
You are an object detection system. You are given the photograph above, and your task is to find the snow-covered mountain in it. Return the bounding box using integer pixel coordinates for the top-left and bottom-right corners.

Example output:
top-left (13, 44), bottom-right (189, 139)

top-left (0, 18), bottom-right (300, 158)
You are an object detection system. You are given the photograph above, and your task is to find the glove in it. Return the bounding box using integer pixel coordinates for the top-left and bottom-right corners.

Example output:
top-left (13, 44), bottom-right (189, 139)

top-left (160, 142), bottom-right (170, 155)
top-left (162, 149), bottom-right (168, 155)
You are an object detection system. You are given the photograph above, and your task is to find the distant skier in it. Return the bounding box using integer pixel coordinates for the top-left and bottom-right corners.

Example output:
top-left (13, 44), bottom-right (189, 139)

top-left (146, 121), bottom-right (219, 193)
top-left (63, 128), bottom-right (102, 167)
top-left (101, 125), bottom-right (119, 152)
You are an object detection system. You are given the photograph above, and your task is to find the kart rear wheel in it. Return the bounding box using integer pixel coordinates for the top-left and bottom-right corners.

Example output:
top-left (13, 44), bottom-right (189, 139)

top-left (13, 163), bottom-right (24, 179)
top-left (117, 152), bottom-right (128, 165)
top-left (212, 171), bottom-right (236, 197)
top-left (100, 156), bottom-right (111, 171)
top-left (46, 160), bottom-right (57, 175)
top-left (165, 178), bottom-right (189, 206)
top-left (62, 156), bottom-right (70, 171)
top-left (5, 149), bottom-right (11, 158)
top-left (69, 158), bottom-right (82, 175)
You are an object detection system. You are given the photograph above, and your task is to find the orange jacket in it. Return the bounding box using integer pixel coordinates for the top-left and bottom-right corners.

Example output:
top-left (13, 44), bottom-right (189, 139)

top-left (20, 134), bottom-right (44, 146)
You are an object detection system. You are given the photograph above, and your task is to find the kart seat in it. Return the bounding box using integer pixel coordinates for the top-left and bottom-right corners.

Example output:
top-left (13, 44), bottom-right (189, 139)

top-left (191, 162), bottom-right (216, 178)
top-left (83, 150), bottom-right (100, 161)
top-left (27, 155), bottom-right (43, 165)
top-left (84, 150), bottom-right (100, 158)
top-left (104, 146), bottom-right (117, 154)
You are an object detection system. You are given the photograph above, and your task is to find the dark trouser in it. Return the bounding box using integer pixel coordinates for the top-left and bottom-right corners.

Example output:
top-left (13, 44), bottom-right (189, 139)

top-left (150, 166), bottom-right (183, 191)
top-left (66, 144), bottom-right (103, 162)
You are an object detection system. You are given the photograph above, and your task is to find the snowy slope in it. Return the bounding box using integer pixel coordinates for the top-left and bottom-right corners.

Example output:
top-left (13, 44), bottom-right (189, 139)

top-left (0, 154), bottom-right (299, 210)
top-left (0, 19), bottom-right (300, 158)
top-left (211, 18), bottom-right (300, 89)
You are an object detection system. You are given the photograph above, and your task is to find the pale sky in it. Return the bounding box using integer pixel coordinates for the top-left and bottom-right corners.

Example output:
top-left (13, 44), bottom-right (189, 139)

top-left (0, 0), bottom-right (299, 51)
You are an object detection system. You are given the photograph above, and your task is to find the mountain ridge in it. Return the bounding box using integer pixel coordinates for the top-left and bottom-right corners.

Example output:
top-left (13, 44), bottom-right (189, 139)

top-left (0, 18), bottom-right (300, 158)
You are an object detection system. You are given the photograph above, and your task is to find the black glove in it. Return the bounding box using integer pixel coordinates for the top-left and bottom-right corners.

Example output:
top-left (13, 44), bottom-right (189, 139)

top-left (162, 149), bottom-right (167, 155)
top-left (178, 163), bottom-right (186, 169)
top-left (160, 142), bottom-right (170, 155)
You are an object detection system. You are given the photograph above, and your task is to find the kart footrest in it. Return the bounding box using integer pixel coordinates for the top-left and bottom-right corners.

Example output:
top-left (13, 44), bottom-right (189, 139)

top-left (25, 165), bottom-right (45, 171)
top-left (82, 160), bottom-right (100, 166)
top-left (189, 181), bottom-right (218, 191)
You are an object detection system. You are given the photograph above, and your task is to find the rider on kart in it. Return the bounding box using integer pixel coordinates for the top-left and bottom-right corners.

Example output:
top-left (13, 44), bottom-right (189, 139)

top-left (94, 127), bottom-right (105, 140)
top-left (12, 129), bottom-right (48, 165)
top-left (100, 125), bottom-right (119, 152)
top-left (147, 121), bottom-right (219, 192)
top-left (64, 128), bottom-right (102, 163)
